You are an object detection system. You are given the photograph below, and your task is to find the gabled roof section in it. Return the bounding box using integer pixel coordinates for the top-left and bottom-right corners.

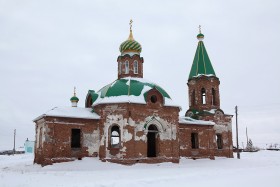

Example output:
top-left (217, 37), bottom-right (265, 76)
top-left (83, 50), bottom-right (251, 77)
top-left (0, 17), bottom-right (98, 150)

top-left (33, 107), bottom-right (100, 122)
top-left (189, 33), bottom-right (216, 79)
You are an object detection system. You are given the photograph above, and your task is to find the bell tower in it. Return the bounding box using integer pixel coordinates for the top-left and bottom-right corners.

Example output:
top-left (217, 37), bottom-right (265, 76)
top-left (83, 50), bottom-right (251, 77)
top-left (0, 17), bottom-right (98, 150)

top-left (186, 27), bottom-right (221, 115)
top-left (117, 20), bottom-right (144, 79)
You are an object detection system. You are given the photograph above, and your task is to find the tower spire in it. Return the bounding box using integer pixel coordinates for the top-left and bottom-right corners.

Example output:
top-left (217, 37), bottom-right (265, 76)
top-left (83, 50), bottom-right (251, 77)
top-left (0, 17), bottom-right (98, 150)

top-left (188, 28), bottom-right (216, 79)
top-left (128, 19), bottom-right (134, 40)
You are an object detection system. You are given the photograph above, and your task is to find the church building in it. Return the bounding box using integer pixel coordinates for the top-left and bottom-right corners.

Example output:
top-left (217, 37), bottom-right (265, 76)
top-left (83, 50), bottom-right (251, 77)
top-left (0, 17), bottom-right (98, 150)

top-left (33, 22), bottom-right (233, 166)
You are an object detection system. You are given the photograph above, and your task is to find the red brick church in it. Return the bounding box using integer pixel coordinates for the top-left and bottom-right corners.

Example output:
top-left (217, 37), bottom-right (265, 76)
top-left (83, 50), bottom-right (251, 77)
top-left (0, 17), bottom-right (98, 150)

top-left (33, 23), bottom-right (233, 165)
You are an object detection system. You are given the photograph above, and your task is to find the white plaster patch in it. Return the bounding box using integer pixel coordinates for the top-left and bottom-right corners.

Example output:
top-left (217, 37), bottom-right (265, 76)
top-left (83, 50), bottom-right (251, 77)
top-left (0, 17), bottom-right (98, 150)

top-left (214, 124), bottom-right (229, 133)
top-left (123, 129), bottom-right (132, 142)
top-left (83, 129), bottom-right (100, 156)
top-left (180, 145), bottom-right (187, 150)
top-left (135, 134), bottom-right (146, 141)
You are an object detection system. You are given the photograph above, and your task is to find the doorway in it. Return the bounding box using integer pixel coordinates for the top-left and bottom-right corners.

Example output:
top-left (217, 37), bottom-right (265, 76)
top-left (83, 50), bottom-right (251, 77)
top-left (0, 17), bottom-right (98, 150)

top-left (147, 125), bottom-right (158, 157)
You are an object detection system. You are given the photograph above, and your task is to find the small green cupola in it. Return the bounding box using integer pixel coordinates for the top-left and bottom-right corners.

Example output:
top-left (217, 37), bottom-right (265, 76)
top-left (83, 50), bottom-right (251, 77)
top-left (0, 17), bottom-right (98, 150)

top-left (188, 26), bottom-right (216, 79)
top-left (70, 87), bottom-right (79, 107)
top-left (119, 19), bottom-right (142, 55)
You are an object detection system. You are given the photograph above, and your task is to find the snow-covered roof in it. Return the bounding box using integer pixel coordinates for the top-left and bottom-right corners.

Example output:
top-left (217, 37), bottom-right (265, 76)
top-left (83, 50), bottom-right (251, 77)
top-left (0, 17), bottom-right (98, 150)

top-left (179, 116), bottom-right (215, 126)
top-left (91, 77), bottom-right (181, 108)
top-left (33, 107), bottom-right (100, 121)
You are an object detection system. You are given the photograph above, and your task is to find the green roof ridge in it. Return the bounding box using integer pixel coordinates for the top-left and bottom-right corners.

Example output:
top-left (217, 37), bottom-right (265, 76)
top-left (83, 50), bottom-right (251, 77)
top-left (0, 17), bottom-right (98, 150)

top-left (189, 40), bottom-right (216, 79)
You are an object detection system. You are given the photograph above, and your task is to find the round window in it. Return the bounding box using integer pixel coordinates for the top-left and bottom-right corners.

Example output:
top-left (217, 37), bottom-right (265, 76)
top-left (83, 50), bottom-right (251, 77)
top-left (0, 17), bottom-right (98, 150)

top-left (151, 95), bottom-right (157, 103)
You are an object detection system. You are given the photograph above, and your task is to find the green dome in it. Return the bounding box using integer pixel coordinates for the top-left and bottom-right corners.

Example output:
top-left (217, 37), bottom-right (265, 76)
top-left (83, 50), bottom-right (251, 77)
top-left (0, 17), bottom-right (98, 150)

top-left (70, 96), bottom-right (79, 102)
top-left (197, 33), bottom-right (204, 39)
top-left (91, 77), bottom-right (178, 107)
top-left (119, 30), bottom-right (142, 54)
top-left (119, 40), bottom-right (142, 54)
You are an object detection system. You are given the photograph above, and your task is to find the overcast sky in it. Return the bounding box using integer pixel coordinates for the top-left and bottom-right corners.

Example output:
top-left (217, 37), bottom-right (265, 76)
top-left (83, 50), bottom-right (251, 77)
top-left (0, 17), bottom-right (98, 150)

top-left (1, 0), bottom-right (280, 150)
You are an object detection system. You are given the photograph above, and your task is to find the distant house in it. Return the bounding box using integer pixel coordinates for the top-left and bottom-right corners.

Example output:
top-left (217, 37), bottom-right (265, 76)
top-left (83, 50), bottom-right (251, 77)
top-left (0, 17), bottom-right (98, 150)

top-left (33, 24), bottom-right (233, 166)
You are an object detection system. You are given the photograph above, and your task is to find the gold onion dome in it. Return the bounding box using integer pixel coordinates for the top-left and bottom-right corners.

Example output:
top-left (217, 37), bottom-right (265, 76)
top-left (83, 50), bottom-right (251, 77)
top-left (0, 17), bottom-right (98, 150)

top-left (119, 20), bottom-right (142, 54)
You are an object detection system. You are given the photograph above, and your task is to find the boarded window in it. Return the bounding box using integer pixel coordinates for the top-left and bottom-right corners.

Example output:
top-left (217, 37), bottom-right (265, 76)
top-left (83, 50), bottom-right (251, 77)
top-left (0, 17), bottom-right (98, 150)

top-left (111, 125), bottom-right (120, 148)
top-left (216, 134), bottom-right (223, 149)
top-left (71, 129), bottom-right (81, 148)
top-left (191, 133), bottom-right (199, 149)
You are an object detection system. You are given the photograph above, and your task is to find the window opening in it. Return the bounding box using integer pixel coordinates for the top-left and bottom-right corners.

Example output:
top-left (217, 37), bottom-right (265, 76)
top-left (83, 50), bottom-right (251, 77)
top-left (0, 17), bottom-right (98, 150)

top-left (216, 134), bottom-right (223, 149)
top-left (201, 88), bottom-right (206, 104)
top-left (125, 60), bottom-right (129, 74)
top-left (111, 126), bottom-right (120, 148)
top-left (133, 60), bottom-right (138, 74)
top-left (191, 133), bottom-right (199, 149)
top-left (71, 129), bottom-right (81, 148)
top-left (151, 95), bottom-right (157, 103)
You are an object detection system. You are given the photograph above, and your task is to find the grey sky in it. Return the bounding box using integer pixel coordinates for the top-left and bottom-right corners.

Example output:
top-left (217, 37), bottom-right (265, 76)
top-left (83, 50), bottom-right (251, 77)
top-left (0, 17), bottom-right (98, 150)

top-left (1, 0), bottom-right (280, 150)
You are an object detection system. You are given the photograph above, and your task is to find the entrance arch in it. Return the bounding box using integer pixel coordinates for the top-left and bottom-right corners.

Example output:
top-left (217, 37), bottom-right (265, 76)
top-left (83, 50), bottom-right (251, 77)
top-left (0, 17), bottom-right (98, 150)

top-left (147, 125), bottom-right (158, 157)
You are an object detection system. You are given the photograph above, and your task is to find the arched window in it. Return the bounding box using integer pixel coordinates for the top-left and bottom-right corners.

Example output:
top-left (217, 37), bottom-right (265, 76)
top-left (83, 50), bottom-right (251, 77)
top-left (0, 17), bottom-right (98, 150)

top-left (212, 88), bottom-right (216, 105)
top-left (111, 125), bottom-right (120, 148)
top-left (133, 60), bottom-right (138, 74)
top-left (125, 60), bottom-right (129, 74)
top-left (119, 62), bottom-right (122, 75)
top-left (191, 90), bottom-right (195, 106)
top-left (216, 134), bottom-right (223, 149)
top-left (201, 88), bottom-right (206, 104)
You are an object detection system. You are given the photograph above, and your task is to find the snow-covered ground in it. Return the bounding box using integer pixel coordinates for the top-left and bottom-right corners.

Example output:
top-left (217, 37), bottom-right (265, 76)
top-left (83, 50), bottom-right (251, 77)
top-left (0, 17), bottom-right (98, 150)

top-left (0, 151), bottom-right (279, 187)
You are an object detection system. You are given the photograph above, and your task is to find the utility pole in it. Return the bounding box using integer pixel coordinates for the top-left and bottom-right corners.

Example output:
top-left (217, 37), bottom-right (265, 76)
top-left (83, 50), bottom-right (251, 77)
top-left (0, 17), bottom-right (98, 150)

top-left (235, 106), bottom-right (240, 159)
top-left (13, 129), bottom-right (16, 155)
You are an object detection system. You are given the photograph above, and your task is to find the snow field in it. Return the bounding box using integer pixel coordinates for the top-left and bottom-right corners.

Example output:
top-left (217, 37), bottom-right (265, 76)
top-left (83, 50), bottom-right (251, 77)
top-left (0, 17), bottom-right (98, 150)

top-left (0, 150), bottom-right (279, 187)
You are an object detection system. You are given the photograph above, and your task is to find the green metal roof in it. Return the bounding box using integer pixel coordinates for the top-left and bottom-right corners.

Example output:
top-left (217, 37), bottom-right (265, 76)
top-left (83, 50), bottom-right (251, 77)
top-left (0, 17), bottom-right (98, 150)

top-left (189, 38), bottom-right (216, 79)
top-left (98, 78), bottom-right (170, 99)
top-left (91, 77), bottom-right (175, 106)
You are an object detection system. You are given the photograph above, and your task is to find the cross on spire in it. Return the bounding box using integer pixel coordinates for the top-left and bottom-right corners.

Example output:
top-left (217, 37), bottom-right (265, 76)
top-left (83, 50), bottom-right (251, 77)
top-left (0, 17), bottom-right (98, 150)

top-left (74, 86), bottom-right (76, 96)
top-left (199, 25), bottom-right (202, 34)
top-left (129, 19), bottom-right (133, 31)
